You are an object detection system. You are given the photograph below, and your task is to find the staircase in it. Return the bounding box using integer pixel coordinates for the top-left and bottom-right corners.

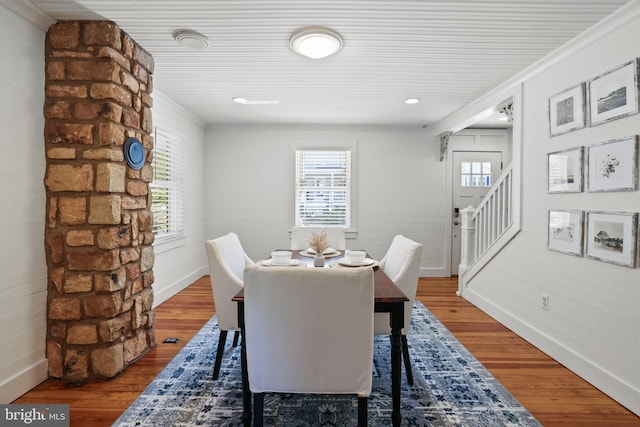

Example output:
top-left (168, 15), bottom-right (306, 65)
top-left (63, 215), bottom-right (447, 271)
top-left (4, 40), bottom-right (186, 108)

top-left (457, 162), bottom-right (521, 295)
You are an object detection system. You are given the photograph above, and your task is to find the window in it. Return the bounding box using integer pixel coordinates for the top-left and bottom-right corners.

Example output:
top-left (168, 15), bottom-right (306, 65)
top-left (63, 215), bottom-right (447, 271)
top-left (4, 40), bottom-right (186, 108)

top-left (295, 147), bottom-right (352, 228)
top-left (461, 161), bottom-right (492, 187)
top-left (150, 128), bottom-right (184, 242)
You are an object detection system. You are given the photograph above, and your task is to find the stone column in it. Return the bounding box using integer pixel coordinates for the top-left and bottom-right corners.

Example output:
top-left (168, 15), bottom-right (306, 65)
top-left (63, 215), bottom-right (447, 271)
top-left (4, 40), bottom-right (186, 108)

top-left (43, 21), bottom-right (155, 381)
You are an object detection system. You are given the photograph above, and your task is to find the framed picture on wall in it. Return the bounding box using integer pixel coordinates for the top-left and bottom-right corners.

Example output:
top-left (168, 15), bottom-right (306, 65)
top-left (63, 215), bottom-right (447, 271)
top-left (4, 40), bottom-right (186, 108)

top-left (585, 211), bottom-right (638, 267)
top-left (548, 210), bottom-right (583, 256)
top-left (548, 147), bottom-right (583, 193)
top-left (587, 59), bottom-right (640, 126)
top-left (586, 136), bottom-right (638, 192)
top-left (548, 83), bottom-right (586, 136)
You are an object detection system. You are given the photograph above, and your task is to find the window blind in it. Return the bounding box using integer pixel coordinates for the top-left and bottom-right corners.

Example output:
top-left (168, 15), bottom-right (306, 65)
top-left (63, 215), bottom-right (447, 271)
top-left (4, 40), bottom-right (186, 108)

top-left (295, 149), bottom-right (351, 227)
top-left (150, 129), bottom-right (184, 241)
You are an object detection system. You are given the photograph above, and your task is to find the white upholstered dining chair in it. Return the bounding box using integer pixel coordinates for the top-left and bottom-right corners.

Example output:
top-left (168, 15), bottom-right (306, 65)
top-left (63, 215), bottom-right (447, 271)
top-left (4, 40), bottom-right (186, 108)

top-left (374, 234), bottom-right (423, 385)
top-left (290, 226), bottom-right (346, 250)
top-left (244, 265), bottom-right (375, 426)
top-left (205, 232), bottom-right (255, 380)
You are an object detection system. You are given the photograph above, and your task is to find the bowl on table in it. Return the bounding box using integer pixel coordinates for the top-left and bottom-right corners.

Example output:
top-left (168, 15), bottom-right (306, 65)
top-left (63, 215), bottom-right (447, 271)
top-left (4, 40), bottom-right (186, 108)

top-left (345, 250), bottom-right (366, 265)
top-left (270, 250), bottom-right (293, 265)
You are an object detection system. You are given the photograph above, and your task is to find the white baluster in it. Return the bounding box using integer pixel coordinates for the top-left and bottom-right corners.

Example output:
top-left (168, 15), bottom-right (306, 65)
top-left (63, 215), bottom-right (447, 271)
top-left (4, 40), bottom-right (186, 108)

top-left (458, 206), bottom-right (476, 296)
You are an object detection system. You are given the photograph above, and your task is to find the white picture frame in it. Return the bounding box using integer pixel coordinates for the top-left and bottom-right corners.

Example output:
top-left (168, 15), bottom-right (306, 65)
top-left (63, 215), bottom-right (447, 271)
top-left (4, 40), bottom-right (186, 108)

top-left (548, 147), bottom-right (583, 193)
top-left (549, 83), bottom-right (586, 136)
top-left (586, 136), bottom-right (638, 192)
top-left (548, 210), bottom-right (583, 256)
top-left (584, 211), bottom-right (638, 268)
top-left (588, 59), bottom-right (640, 126)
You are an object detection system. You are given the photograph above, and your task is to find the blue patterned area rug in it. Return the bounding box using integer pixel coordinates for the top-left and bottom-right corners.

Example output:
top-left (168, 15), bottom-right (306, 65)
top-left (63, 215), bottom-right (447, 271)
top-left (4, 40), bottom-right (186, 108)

top-left (113, 302), bottom-right (541, 426)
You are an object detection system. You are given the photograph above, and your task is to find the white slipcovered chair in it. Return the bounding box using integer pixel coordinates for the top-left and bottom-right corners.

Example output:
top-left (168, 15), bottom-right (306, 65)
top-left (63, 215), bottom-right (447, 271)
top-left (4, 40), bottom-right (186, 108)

top-left (244, 265), bottom-right (374, 426)
top-left (374, 234), bottom-right (423, 385)
top-left (290, 226), bottom-right (346, 250)
top-left (205, 232), bottom-right (255, 380)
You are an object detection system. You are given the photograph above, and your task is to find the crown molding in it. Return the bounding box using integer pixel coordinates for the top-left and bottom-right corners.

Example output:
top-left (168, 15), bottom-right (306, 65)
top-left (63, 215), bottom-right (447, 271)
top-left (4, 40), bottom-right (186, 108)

top-left (433, 0), bottom-right (640, 135)
top-left (154, 89), bottom-right (207, 129)
top-left (0, 0), bottom-right (55, 31)
top-left (205, 123), bottom-right (430, 133)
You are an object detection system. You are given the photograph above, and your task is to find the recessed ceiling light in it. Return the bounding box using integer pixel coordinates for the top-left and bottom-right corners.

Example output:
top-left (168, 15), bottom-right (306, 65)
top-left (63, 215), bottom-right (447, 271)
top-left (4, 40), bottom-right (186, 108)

top-left (232, 97), bottom-right (280, 105)
top-left (173, 29), bottom-right (209, 49)
top-left (405, 98), bottom-right (421, 104)
top-left (290, 26), bottom-right (343, 59)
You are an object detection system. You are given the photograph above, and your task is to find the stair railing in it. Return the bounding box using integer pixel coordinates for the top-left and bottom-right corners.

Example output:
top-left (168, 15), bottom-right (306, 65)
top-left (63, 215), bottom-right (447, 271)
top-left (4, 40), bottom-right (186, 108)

top-left (458, 163), bottom-right (519, 294)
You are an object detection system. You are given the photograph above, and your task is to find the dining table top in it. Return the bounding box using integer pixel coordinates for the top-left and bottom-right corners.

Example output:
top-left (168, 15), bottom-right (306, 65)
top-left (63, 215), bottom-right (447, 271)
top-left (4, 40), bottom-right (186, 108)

top-left (232, 249), bottom-right (408, 303)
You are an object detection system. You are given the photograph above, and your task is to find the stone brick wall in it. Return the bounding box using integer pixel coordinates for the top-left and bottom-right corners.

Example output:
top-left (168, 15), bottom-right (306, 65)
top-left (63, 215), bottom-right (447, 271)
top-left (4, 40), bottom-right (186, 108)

top-left (44, 21), bottom-right (156, 381)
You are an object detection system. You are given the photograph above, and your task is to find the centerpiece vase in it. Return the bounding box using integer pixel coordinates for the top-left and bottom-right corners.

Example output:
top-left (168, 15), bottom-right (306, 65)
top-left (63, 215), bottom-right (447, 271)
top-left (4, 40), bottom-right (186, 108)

top-left (313, 252), bottom-right (325, 267)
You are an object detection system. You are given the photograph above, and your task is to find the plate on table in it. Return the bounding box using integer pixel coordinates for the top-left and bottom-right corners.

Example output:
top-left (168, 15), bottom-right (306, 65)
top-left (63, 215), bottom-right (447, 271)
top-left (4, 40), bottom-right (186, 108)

top-left (332, 258), bottom-right (379, 268)
top-left (300, 248), bottom-right (341, 257)
top-left (260, 259), bottom-right (302, 267)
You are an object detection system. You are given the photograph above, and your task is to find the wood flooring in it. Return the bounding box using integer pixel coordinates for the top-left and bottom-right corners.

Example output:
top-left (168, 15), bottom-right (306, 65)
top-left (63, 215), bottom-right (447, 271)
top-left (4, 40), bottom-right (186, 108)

top-left (13, 276), bottom-right (640, 426)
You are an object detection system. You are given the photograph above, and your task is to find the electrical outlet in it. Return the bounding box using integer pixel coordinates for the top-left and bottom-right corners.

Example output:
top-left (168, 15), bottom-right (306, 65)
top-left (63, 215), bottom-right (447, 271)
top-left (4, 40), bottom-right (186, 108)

top-left (542, 294), bottom-right (550, 311)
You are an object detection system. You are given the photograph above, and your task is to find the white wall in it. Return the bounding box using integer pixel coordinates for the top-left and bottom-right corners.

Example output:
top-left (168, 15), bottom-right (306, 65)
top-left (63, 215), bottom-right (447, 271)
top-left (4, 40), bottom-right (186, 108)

top-left (204, 125), bottom-right (447, 275)
top-left (151, 91), bottom-right (207, 305)
top-left (459, 2), bottom-right (640, 415)
top-left (0, 4), bottom-right (49, 403)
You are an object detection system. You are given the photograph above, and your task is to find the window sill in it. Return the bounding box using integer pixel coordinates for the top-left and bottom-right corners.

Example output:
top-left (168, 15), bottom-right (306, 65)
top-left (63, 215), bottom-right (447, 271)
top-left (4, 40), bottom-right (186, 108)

top-left (288, 229), bottom-right (358, 239)
top-left (153, 234), bottom-right (186, 254)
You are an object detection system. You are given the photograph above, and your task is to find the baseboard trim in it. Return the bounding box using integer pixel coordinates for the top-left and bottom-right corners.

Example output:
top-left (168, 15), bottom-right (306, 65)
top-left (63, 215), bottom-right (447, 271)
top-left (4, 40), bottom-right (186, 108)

top-left (463, 287), bottom-right (640, 417)
top-left (419, 267), bottom-right (450, 278)
top-left (153, 267), bottom-right (208, 308)
top-left (1, 359), bottom-right (48, 404)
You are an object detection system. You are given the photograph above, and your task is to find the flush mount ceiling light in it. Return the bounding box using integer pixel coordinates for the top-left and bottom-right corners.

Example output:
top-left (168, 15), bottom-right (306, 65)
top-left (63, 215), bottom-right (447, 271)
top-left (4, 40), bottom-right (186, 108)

top-left (405, 98), bottom-right (421, 104)
top-left (173, 29), bottom-right (209, 49)
top-left (290, 26), bottom-right (343, 59)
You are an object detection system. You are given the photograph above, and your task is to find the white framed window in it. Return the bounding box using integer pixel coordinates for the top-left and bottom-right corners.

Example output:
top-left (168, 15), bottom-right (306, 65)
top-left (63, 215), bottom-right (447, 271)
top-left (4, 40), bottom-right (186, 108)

top-left (293, 141), bottom-right (356, 229)
top-left (150, 128), bottom-right (184, 242)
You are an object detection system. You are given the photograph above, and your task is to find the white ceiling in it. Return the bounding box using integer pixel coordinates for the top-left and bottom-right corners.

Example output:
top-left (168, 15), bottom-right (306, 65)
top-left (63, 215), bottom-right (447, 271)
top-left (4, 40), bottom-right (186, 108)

top-left (28, 0), bottom-right (630, 127)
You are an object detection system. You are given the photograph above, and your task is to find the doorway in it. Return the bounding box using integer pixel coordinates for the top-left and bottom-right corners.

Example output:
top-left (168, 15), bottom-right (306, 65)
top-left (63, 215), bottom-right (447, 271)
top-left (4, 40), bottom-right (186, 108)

top-left (448, 128), bottom-right (510, 276)
top-left (451, 151), bottom-right (502, 275)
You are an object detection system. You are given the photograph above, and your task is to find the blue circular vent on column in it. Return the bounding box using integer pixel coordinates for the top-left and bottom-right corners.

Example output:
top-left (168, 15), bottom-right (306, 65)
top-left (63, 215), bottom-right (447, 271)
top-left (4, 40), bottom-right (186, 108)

top-left (124, 137), bottom-right (145, 170)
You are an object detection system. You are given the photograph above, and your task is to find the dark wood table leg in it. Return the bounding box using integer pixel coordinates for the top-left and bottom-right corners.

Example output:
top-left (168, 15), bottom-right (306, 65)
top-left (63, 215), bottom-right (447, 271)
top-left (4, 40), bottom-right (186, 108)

top-left (238, 302), bottom-right (252, 426)
top-left (390, 303), bottom-right (404, 427)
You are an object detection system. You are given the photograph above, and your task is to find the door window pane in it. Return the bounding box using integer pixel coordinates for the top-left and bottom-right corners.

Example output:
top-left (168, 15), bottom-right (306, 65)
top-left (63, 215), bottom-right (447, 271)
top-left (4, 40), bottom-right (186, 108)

top-left (461, 160), bottom-right (492, 187)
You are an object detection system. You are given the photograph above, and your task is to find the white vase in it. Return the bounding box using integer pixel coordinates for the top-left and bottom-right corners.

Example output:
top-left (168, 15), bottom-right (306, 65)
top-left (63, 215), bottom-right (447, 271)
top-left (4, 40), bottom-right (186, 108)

top-left (313, 253), bottom-right (325, 267)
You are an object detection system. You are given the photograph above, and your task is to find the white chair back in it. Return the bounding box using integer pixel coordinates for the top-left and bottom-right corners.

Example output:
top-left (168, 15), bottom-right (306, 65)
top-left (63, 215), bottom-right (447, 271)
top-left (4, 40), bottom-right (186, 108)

top-left (374, 234), bottom-right (423, 335)
top-left (205, 233), bottom-right (254, 331)
top-left (244, 265), bottom-right (374, 397)
top-left (290, 226), bottom-right (346, 250)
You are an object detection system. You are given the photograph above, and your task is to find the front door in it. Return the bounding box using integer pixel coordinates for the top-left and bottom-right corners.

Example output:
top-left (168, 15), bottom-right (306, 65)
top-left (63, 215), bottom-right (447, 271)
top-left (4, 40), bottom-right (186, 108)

top-left (451, 151), bottom-right (502, 275)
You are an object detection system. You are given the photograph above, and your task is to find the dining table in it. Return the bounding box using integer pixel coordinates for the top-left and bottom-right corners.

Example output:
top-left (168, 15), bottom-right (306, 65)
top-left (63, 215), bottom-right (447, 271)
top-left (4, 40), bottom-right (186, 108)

top-left (233, 249), bottom-right (409, 426)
